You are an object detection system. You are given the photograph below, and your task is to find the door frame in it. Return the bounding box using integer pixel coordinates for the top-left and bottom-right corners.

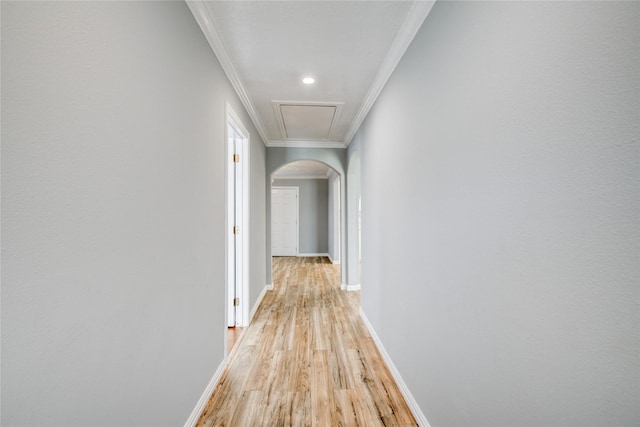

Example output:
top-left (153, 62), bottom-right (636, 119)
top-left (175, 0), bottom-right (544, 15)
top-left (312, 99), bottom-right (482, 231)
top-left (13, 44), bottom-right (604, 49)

top-left (271, 186), bottom-right (299, 257)
top-left (226, 103), bottom-right (250, 328)
top-left (332, 175), bottom-right (341, 263)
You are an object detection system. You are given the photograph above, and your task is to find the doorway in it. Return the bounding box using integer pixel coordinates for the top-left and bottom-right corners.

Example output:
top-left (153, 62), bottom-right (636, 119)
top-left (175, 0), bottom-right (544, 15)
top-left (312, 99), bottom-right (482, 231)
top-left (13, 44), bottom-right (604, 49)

top-left (270, 160), bottom-right (343, 286)
top-left (226, 104), bottom-right (249, 329)
top-left (271, 187), bottom-right (299, 256)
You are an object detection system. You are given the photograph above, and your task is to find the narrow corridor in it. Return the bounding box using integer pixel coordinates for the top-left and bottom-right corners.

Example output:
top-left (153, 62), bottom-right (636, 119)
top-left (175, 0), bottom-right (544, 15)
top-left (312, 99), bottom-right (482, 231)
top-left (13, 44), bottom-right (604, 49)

top-left (197, 257), bottom-right (416, 426)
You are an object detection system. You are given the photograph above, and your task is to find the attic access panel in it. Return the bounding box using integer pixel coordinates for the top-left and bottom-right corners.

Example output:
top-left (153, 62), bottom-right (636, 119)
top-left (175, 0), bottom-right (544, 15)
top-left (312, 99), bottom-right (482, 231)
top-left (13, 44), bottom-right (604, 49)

top-left (274, 102), bottom-right (343, 141)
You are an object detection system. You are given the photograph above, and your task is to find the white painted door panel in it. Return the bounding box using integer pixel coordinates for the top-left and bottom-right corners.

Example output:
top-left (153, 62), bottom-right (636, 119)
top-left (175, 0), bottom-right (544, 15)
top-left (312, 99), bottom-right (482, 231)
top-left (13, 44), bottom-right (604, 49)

top-left (272, 187), bottom-right (298, 256)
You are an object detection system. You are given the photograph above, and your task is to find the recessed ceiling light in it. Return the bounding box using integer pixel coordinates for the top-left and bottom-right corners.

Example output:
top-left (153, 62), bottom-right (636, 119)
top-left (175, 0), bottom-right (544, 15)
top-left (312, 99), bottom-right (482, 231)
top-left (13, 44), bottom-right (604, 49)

top-left (302, 77), bottom-right (315, 85)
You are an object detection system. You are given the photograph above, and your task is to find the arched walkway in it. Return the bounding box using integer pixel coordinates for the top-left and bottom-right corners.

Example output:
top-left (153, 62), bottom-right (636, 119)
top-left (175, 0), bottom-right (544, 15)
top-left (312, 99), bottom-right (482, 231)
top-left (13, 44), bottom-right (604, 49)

top-left (266, 147), bottom-right (347, 287)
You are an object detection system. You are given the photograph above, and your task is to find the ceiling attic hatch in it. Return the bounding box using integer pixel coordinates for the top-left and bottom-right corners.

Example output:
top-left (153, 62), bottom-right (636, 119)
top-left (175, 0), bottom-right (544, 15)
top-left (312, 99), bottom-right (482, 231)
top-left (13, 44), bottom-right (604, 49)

top-left (273, 101), bottom-right (344, 143)
top-left (282, 104), bottom-right (334, 139)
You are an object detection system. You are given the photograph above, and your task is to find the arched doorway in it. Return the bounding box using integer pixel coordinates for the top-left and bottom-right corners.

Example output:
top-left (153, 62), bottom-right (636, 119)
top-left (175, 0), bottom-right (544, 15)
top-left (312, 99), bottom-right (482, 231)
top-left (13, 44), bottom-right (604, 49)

top-left (265, 147), bottom-right (348, 288)
top-left (270, 160), bottom-right (342, 284)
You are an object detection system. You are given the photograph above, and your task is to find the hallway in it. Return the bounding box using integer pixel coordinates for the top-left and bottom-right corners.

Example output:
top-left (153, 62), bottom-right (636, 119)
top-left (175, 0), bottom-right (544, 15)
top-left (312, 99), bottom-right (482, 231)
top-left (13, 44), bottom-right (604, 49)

top-left (3, 2), bottom-right (637, 425)
top-left (196, 257), bottom-right (416, 426)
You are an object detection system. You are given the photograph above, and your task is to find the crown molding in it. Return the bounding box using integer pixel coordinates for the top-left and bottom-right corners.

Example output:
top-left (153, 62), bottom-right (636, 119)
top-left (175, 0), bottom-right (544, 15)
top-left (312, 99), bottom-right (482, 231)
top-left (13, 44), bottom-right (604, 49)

top-left (272, 175), bottom-right (330, 180)
top-left (266, 140), bottom-right (347, 149)
top-left (188, 0), bottom-right (435, 149)
top-left (186, 1), bottom-right (271, 146)
top-left (344, 0), bottom-right (436, 145)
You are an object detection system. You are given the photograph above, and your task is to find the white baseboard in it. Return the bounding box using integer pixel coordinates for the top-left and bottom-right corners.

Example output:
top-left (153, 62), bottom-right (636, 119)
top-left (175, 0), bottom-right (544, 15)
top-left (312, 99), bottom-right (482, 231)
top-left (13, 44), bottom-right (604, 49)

top-left (341, 283), bottom-right (347, 290)
top-left (297, 252), bottom-right (329, 257)
top-left (346, 283), bottom-right (361, 291)
top-left (359, 308), bottom-right (431, 427)
top-left (250, 285), bottom-right (269, 322)
top-left (265, 283), bottom-right (274, 291)
top-left (328, 254), bottom-right (341, 264)
top-left (183, 360), bottom-right (226, 427)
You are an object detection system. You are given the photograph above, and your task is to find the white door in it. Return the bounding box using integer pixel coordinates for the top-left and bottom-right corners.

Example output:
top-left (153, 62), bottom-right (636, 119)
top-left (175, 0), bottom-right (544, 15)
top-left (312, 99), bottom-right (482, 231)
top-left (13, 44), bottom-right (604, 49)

top-left (227, 106), bottom-right (249, 328)
top-left (272, 187), bottom-right (298, 256)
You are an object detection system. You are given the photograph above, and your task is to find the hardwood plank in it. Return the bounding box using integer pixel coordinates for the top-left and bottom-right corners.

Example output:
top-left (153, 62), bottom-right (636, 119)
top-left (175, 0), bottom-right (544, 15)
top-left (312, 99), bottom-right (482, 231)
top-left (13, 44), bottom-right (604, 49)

top-left (244, 325), bottom-right (278, 391)
top-left (328, 329), bottom-right (355, 390)
top-left (290, 391), bottom-right (312, 427)
top-left (289, 325), bottom-right (311, 393)
top-left (228, 391), bottom-right (264, 426)
top-left (197, 346), bottom-right (254, 426)
top-left (310, 350), bottom-right (337, 427)
top-left (226, 327), bottom-right (244, 356)
top-left (334, 389), bottom-right (358, 427)
top-left (196, 257), bottom-right (417, 427)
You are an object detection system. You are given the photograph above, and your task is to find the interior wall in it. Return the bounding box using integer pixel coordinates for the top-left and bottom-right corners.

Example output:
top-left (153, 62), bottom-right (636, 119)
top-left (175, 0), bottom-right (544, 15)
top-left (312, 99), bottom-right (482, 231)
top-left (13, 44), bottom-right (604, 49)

top-left (272, 179), bottom-right (329, 254)
top-left (1, 2), bottom-right (266, 426)
top-left (327, 172), bottom-right (343, 264)
top-left (328, 174), bottom-right (337, 261)
top-left (248, 128), bottom-right (267, 316)
top-left (346, 140), bottom-right (362, 286)
top-left (357, 2), bottom-right (639, 426)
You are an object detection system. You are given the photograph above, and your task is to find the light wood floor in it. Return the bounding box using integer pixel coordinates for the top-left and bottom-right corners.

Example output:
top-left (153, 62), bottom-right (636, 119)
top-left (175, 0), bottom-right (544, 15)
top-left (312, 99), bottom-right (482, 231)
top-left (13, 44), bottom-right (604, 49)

top-left (227, 327), bottom-right (244, 356)
top-left (197, 256), bottom-right (417, 427)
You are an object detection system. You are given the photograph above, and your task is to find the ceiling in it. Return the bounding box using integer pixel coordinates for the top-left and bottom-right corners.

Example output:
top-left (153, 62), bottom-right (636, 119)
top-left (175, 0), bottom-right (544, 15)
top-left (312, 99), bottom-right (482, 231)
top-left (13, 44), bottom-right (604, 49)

top-left (187, 0), bottom-right (435, 149)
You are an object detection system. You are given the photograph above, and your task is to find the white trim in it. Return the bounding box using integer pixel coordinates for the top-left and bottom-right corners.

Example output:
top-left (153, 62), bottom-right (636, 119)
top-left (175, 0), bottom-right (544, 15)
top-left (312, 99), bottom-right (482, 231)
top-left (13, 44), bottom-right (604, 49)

top-left (250, 285), bottom-right (269, 322)
top-left (266, 140), bottom-right (347, 149)
top-left (346, 283), bottom-right (360, 291)
top-left (225, 106), bottom-right (235, 328)
top-left (265, 283), bottom-right (274, 291)
top-left (297, 253), bottom-right (329, 258)
top-left (341, 283), bottom-right (348, 291)
top-left (331, 175), bottom-right (341, 267)
top-left (328, 253), bottom-right (341, 265)
top-left (187, 1), bottom-right (435, 149)
top-left (183, 361), bottom-right (226, 427)
top-left (186, 1), bottom-right (269, 145)
top-left (359, 308), bottom-right (431, 427)
top-left (226, 103), bottom-right (251, 327)
top-left (272, 175), bottom-right (329, 180)
top-left (344, 1), bottom-right (436, 145)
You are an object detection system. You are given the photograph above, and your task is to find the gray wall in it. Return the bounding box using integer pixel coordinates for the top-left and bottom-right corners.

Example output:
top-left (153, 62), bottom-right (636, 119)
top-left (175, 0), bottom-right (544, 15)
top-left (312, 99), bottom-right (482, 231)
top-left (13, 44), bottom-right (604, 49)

top-left (356, 2), bottom-right (639, 426)
top-left (1, 2), bottom-right (266, 426)
top-left (273, 179), bottom-right (328, 254)
top-left (328, 176), bottom-right (336, 260)
top-left (346, 142), bottom-right (362, 285)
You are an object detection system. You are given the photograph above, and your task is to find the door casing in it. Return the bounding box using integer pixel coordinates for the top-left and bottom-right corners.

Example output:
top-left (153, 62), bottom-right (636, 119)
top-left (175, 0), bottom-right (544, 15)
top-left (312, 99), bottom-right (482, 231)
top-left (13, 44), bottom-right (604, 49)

top-left (226, 104), bottom-right (250, 328)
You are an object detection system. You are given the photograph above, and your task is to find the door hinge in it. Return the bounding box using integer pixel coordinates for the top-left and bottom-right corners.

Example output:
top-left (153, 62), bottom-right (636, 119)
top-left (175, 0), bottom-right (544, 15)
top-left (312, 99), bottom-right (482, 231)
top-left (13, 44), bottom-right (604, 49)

top-left (233, 297), bottom-right (240, 307)
top-left (233, 154), bottom-right (240, 163)
top-left (233, 225), bottom-right (239, 235)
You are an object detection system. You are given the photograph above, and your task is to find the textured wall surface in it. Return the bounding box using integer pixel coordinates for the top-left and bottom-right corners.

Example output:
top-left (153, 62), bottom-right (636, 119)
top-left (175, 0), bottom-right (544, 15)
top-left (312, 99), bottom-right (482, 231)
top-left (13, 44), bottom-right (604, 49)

top-left (328, 175), bottom-right (337, 261)
top-left (346, 140), bottom-right (362, 286)
top-left (1, 2), bottom-right (265, 425)
top-left (357, 2), bottom-right (639, 426)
